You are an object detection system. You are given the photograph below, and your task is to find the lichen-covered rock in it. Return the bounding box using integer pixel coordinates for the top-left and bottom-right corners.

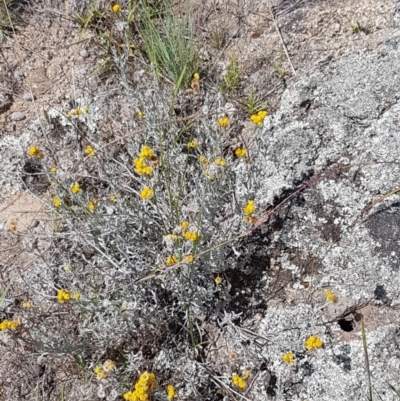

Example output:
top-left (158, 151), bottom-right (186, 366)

top-left (233, 35), bottom-right (400, 400)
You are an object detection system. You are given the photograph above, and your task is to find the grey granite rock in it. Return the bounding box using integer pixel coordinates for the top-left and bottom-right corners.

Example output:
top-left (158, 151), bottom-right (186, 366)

top-left (233, 35), bottom-right (400, 400)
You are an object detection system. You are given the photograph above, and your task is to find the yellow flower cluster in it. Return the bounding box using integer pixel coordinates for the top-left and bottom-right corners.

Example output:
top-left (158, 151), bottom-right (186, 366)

top-left (250, 110), bottom-right (268, 126)
top-left (28, 146), bottom-right (43, 158)
top-left (109, 195), bottom-right (116, 202)
top-left (137, 111), bottom-right (144, 119)
top-left (181, 221), bottom-right (189, 231)
top-left (87, 199), bottom-right (98, 212)
top-left (304, 335), bottom-right (324, 350)
top-left (94, 359), bottom-right (116, 380)
top-left (167, 385), bottom-right (177, 400)
top-left (218, 116), bottom-right (229, 128)
top-left (215, 275), bottom-right (222, 284)
top-left (166, 256), bottom-right (178, 266)
top-left (232, 373), bottom-right (246, 389)
top-left (71, 182), bottom-right (81, 194)
top-left (0, 320), bottom-right (19, 331)
top-left (324, 289), bottom-right (338, 303)
top-left (134, 158), bottom-right (153, 175)
top-left (140, 187), bottom-right (153, 200)
top-left (199, 155), bottom-right (209, 166)
top-left (243, 200), bottom-right (256, 224)
top-left (282, 352), bottom-right (295, 365)
top-left (214, 158), bottom-right (226, 166)
top-left (123, 371), bottom-right (157, 401)
top-left (235, 148), bottom-right (247, 158)
top-left (85, 145), bottom-right (96, 157)
top-left (187, 141), bottom-right (198, 148)
top-left (139, 145), bottom-right (154, 159)
top-left (183, 231), bottom-right (200, 241)
top-left (243, 200), bottom-right (255, 215)
top-left (133, 145), bottom-right (156, 175)
top-left (9, 221), bottom-right (17, 231)
top-left (68, 106), bottom-right (89, 117)
top-left (57, 289), bottom-right (70, 303)
top-left (50, 166), bottom-right (57, 173)
top-left (57, 289), bottom-right (80, 303)
top-left (53, 196), bottom-right (61, 208)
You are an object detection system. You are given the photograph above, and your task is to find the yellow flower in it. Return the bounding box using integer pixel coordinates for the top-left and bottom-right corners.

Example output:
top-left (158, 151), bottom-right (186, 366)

top-left (133, 157), bottom-right (153, 175)
top-left (250, 110), bottom-right (268, 126)
top-left (324, 289), bottom-right (338, 303)
top-left (87, 199), bottom-right (97, 212)
top-left (183, 231), bottom-right (200, 241)
top-left (85, 145), bottom-right (96, 157)
top-left (57, 289), bottom-right (71, 303)
top-left (74, 292), bottom-right (80, 300)
top-left (282, 352), bottom-right (295, 365)
top-left (51, 179), bottom-right (56, 186)
top-left (193, 73), bottom-right (200, 80)
top-left (112, 4), bottom-right (121, 12)
top-left (94, 366), bottom-right (108, 380)
top-left (199, 155), bottom-right (209, 166)
top-left (9, 222), bottom-right (16, 231)
top-left (83, 106), bottom-right (89, 113)
top-left (183, 255), bottom-right (194, 263)
top-left (64, 265), bottom-right (71, 272)
top-left (123, 372), bottom-right (157, 401)
top-left (28, 146), bottom-right (43, 158)
top-left (75, 109), bottom-right (83, 115)
top-left (166, 234), bottom-right (179, 241)
top-left (103, 360), bottom-right (116, 372)
top-left (167, 385), bottom-right (177, 400)
top-left (218, 116), bottom-right (229, 128)
top-left (235, 148), bottom-right (247, 158)
top-left (181, 221), bottom-right (189, 231)
top-left (50, 166), bottom-right (57, 173)
top-left (53, 196), bottom-right (61, 208)
top-left (139, 145), bottom-right (155, 159)
top-left (67, 110), bottom-right (75, 118)
top-left (304, 335), bottom-right (324, 350)
top-left (109, 195), bottom-right (116, 202)
top-left (0, 320), bottom-right (19, 331)
top-left (137, 110), bottom-right (144, 119)
top-left (71, 182), bottom-right (81, 194)
top-left (214, 158), bottom-right (226, 166)
top-left (243, 200), bottom-right (255, 216)
top-left (166, 256), bottom-right (178, 266)
top-left (187, 141), bottom-right (199, 148)
top-left (215, 275), bottom-right (222, 284)
top-left (232, 373), bottom-right (246, 389)
top-left (22, 301), bottom-right (31, 309)
top-left (140, 187), bottom-right (154, 200)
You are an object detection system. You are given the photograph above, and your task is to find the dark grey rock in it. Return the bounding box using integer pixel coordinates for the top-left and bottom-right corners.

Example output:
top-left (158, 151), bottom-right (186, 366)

top-left (0, 93), bottom-right (11, 113)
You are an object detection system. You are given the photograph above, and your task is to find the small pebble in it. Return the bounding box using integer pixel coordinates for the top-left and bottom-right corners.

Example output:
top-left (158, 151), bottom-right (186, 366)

top-left (11, 111), bottom-right (26, 121)
top-left (80, 49), bottom-right (89, 58)
top-left (22, 93), bottom-right (34, 101)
